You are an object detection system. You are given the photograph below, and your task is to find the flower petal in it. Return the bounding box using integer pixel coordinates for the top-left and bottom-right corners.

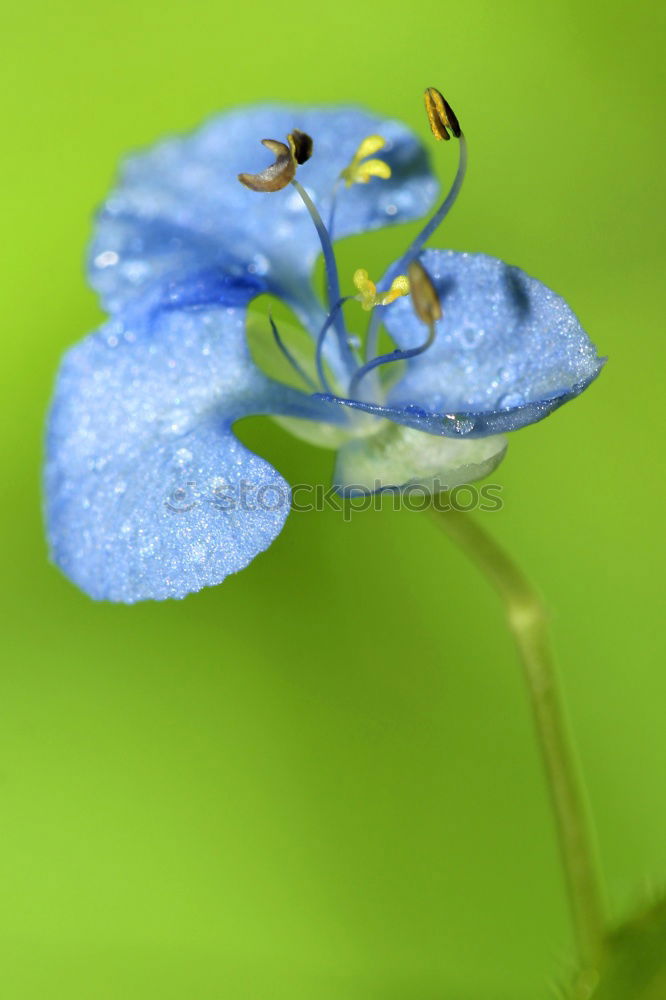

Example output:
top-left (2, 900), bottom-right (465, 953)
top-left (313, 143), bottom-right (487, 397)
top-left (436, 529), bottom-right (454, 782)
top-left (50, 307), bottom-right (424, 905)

top-left (45, 303), bottom-right (332, 602)
top-left (334, 422), bottom-right (507, 496)
top-left (377, 249), bottom-right (605, 436)
top-left (88, 105), bottom-right (437, 319)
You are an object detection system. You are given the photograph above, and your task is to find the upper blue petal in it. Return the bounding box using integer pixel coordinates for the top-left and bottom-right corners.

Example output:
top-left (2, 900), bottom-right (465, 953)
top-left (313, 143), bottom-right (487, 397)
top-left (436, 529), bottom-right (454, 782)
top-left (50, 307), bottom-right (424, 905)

top-left (88, 104), bottom-right (437, 319)
top-left (45, 301), bottom-right (333, 603)
top-left (374, 249), bottom-right (605, 436)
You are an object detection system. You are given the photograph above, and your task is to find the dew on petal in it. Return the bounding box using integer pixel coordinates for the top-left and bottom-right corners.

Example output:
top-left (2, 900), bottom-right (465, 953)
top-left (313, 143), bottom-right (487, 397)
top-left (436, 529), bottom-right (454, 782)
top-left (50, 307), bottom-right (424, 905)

top-left (174, 447), bottom-right (193, 466)
top-left (457, 324), bottom-right (485, 349)
top-left (496, 391), bottom-right (524, 409)
top-left (248, 253), bottom-right (269, 276)
top-left (94, 250), bottom-right (119, 268)
top-left (452, 416), bottom-right (475, 435)
top-left (123, 261), bottom-right (150, 284)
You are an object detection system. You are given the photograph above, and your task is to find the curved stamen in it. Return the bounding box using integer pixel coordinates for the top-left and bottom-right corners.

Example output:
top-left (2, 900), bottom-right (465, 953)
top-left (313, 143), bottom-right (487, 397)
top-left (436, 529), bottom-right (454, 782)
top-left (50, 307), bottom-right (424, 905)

top-left (315, 297), bottom-right (353, 393)
top-left (349, 322), bottom-right (436, 397)
top-left (290, 179), bottom-right (357, 375)
top-left (364, 133), bottom-right (467, 362)
top-left (269, 314), bottom-right (318, 391)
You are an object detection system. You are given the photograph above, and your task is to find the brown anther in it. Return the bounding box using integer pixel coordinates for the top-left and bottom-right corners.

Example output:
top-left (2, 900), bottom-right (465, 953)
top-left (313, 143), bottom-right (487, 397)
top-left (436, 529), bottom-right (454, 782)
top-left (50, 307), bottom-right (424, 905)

top-left (288, 129), bottom-right (314, 165)
top-left (238, 138), bottom-right (296, 192)
top-left (424, 87), bottom-right (461, 141)
top-left (408, 260), bottom-right (442, 325)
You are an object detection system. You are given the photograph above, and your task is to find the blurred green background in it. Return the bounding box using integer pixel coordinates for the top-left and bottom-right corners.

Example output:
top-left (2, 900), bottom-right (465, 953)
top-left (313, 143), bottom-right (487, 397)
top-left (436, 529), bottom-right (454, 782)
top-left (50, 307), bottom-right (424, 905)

top-left (2, 0), bottom-right (665, 996)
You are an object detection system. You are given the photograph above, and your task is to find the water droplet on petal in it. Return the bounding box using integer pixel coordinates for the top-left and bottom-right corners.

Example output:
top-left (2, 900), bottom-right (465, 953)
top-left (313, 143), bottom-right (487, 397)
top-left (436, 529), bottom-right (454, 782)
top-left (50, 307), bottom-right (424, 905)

top-left (496, 391), bottom-right (523, 409)
top-left (94, 250), bottom-right (119, 268)
top-left (247, 253), bottom-right (269, 276)
top-left (452, 416), bottom-right (475, 435)
top-left (458, 324), bottom-right (484, 349)
top-left (123, 261), bottom-right (149, 284)
top-left (174, 447), bottom-right (193, 467)
top-left (165, 409), bottom-right (189, 434)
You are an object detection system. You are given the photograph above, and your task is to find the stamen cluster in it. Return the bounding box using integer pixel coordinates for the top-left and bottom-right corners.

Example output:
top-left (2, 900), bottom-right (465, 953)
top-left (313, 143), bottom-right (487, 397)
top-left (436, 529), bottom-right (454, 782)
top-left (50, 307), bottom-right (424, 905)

top-left (237, 89), bottom-right (464, 404)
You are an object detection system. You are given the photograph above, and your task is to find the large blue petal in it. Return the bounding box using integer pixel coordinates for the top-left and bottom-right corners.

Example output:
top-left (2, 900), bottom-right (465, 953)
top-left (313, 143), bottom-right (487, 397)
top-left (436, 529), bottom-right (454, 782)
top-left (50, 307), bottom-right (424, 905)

top-left (313, 385), bottom-right (599, 438)
top-left (88, 105), bottom-right (437, 320)
top-left (376, 249), bottom-right (604, 436)
top-left (45, 303), bottom-right (334, 602)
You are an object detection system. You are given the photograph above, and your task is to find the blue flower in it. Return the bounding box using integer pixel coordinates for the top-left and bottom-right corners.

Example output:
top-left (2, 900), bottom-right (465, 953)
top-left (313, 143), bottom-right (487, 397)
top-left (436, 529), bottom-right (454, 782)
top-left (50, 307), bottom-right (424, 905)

top-left (45, 95), bottom-right (604, 603)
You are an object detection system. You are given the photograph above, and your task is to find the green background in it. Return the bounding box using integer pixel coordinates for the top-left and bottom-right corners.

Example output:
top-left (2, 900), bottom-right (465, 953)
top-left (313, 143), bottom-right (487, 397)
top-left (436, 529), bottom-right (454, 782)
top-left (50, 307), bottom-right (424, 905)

top-left (2, 0), bottom-right (665, 996)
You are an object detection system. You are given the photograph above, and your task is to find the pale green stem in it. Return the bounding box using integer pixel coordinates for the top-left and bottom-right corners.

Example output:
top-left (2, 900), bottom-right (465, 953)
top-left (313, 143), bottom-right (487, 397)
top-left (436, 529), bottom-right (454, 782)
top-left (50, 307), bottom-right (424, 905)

top-left (432, 507), bottom-right (606, 972)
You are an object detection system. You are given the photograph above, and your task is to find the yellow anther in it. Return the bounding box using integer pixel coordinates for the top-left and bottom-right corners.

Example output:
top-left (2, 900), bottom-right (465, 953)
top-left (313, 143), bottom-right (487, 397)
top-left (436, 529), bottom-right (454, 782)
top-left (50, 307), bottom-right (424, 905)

top-left (353, 269), bottom-right (377, 310)
top-left (353, 269), bottom-right (410, 311)
top-left (355, 135), bottom-right (387, 160)
top-left (424, 87), bottom-right (461, 141)
top-left (382, 274), bottom-right (410, 306)
top-left (353, 158), bottom-right (392, 185)
top-left (341, 135), bottom-right (392, 187)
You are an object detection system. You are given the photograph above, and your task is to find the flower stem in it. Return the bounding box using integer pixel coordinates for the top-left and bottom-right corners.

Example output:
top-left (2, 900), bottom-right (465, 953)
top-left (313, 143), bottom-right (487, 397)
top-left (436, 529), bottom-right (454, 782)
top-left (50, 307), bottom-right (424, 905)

top-left (431, 506), bottom-right (606, 972)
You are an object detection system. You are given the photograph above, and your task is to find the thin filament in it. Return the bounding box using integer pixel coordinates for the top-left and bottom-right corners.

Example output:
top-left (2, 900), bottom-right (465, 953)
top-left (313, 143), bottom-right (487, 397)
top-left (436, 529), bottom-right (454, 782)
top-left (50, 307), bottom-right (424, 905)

top-left (349, 322), bottom-right (436, 398)
top-left (316, 297), bottom-right (353, 392)
top-left (290, 179), bottom-right (356, 374)
top-left (269, 315), bottom-right (317, 391)
top-left (364, 134), bottom-right (467, 363)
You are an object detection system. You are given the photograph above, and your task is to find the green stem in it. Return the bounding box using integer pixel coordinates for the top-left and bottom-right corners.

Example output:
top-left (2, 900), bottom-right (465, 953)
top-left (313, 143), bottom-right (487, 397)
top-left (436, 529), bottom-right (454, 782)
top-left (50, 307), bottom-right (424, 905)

top-left (432, 506), bottom-right (606, 972)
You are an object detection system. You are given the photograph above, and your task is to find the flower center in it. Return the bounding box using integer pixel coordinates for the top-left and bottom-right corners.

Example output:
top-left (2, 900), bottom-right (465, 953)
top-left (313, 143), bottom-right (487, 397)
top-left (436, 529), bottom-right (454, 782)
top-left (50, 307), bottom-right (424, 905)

top-left (238, 88), bottom-right (466, 406)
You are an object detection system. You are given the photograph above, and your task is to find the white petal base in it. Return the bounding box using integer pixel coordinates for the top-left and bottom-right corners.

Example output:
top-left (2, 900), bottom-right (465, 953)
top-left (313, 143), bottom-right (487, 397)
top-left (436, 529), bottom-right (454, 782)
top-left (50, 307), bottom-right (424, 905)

top-left (334, 423), bottom-right (508, 496)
